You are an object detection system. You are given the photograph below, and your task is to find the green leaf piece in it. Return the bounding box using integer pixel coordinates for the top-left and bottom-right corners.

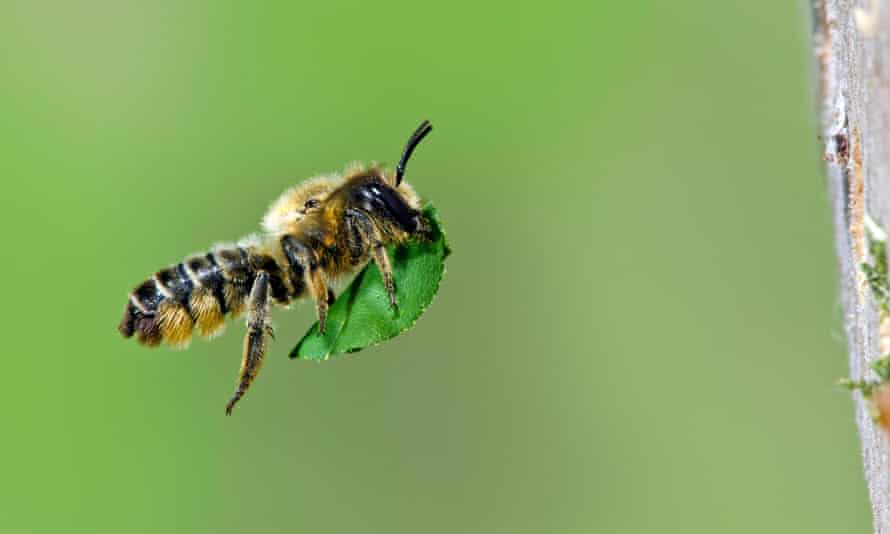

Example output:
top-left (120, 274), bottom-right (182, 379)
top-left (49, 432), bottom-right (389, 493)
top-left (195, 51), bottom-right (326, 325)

top-left (291, 203), bottom-right (450, 360)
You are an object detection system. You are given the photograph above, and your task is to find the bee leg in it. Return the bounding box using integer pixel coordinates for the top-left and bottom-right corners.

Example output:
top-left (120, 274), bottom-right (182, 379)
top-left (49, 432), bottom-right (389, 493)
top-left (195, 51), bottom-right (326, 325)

top-left (225, 271), bottom-right (273, 416)
top-left (281, 235), bottom-right (330, 334)
top-left (414, 213), bottom-right (434, 241)
top-left (306, 267), bottom-right (330, 335)
top-left (344, 207), bottom-right (396, 309)
top-left (371, 242), bottom-right (397, 310)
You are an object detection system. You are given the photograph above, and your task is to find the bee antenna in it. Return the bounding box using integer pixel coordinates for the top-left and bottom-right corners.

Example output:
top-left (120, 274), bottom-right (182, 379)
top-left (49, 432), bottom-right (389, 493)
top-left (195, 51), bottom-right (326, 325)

top-left (395, 120), bottom-right (433, 186)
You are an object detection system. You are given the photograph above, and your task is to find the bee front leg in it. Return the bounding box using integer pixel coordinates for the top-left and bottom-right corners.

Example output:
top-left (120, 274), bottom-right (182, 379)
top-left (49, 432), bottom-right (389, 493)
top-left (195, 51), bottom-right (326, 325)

top-left (225, 271), bottom-right (273, 415)
top-left (345, 208), bottom-right (397, 311)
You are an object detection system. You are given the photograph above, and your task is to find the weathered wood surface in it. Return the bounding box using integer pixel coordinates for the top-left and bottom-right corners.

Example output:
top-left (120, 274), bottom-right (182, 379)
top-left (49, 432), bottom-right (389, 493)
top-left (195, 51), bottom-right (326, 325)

top-left (816, 1), bottom-right (890, 530)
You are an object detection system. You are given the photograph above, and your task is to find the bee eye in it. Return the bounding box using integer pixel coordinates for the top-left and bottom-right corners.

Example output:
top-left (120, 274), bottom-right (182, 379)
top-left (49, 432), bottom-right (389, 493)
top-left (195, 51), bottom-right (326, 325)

top-left (304, 199), bottom-right (320, 210)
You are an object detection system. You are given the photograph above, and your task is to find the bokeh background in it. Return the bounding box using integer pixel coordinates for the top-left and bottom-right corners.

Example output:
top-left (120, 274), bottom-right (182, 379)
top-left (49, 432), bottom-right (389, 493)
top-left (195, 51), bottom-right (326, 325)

top-left (0, 1), bottom-right (868, 532)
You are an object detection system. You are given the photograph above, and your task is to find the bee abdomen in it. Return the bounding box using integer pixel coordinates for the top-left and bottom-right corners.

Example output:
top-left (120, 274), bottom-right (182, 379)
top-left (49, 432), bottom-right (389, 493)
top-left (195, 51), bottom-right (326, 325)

top-left (119, 246), bottom-right (256, 348)
top-left (119, 278), bottom-right (164, 346)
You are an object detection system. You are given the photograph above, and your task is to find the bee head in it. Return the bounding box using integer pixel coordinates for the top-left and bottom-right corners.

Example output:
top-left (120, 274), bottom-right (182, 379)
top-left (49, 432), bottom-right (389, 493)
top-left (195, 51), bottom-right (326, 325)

top-left (350, 175), bottom-right (426, 235)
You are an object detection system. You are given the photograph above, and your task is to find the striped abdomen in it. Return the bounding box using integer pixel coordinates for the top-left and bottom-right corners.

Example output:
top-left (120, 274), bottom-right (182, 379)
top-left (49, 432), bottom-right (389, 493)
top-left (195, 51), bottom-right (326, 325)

top-left (118, 248), bottom-right (260, 347)
top-left (119, 228), bottom-right (345, 348)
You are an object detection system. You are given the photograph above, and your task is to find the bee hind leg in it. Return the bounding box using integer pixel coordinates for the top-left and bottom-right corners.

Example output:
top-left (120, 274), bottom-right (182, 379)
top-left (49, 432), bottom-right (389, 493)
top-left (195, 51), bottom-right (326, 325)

top-left (225, 271), bottom-right (273, 416)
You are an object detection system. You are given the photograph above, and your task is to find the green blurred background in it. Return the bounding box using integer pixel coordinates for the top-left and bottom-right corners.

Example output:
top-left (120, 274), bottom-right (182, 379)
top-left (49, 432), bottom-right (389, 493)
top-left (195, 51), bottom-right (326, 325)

top-left (0, 1), bottom-right (867, 532)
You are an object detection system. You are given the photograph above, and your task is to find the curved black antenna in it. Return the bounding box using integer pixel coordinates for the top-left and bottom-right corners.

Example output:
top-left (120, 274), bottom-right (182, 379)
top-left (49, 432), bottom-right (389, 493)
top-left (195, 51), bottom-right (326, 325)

top-left (395, 119), bottom-right (433, 186)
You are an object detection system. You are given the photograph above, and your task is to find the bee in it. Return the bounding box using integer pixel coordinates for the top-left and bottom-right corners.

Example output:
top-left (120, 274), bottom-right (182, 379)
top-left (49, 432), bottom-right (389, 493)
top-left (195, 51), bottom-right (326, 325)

top-left (118, 120), bottom-right (434, 415)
